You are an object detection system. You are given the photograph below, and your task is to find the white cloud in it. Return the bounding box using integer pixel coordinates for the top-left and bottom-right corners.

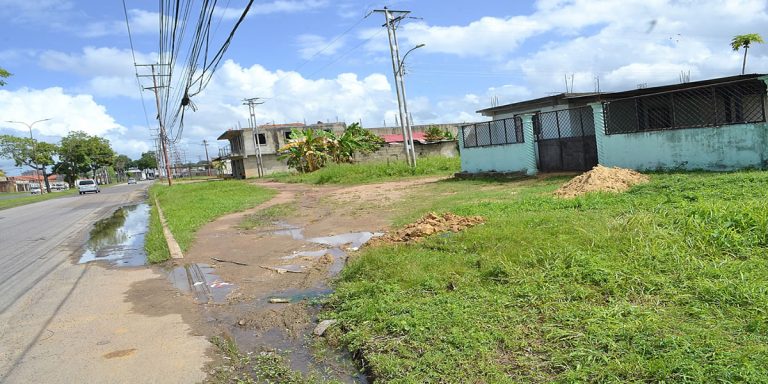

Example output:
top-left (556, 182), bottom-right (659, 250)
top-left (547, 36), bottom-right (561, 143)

top-left (296, 34), bottom-right (346, 59)
top-left (38, 47), bottom-right (157, 98)
top-left (250, 0), bottom-right (328, 15)
top-left (0, 87), bottom-right (123, 137)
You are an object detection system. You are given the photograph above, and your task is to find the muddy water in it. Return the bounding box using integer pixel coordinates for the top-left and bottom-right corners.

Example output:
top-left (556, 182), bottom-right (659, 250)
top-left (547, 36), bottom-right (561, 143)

top-left (78, 203), bottom-right (150, 267)
top-left (167, 263), bottom-right (234, 304)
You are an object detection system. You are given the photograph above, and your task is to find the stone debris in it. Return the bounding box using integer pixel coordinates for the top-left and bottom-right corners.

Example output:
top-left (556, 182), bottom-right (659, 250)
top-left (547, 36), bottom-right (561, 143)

top-left (372, 212), bottom-right (484, 245)
top-left (313, 319), bottom-right (338, 336)
top-left (553, 165), bottom-right (650, 198)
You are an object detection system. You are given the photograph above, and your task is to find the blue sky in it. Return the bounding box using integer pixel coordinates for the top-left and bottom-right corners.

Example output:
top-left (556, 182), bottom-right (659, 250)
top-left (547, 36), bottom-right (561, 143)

top-left (1, 0), bottom-right (767, 175)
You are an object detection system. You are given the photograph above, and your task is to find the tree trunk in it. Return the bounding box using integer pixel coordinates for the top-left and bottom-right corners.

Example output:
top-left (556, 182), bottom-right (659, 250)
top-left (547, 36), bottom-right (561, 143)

top-left (742, 46), bottom-right (748, 75)
top-left (42, 167), bottom-right (51, 193)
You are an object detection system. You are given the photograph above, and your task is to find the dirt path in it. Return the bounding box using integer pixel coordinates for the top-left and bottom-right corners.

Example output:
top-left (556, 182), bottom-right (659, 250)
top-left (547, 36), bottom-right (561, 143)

top-left (126, 176), bottom-right (447, 381)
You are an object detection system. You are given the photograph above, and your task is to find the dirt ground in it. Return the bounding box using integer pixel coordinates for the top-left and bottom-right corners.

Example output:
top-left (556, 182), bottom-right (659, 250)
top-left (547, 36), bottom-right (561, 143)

top-left (125, 176), bottom-right (451, 381)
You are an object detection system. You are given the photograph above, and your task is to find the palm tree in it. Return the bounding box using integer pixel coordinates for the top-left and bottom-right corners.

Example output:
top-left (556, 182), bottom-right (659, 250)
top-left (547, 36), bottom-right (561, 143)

top-left (731, 33), bottom-right (765, 75)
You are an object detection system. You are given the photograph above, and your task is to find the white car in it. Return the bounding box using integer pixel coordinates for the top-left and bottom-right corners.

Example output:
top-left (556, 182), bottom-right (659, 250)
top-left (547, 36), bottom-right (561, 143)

top-left (30, 186), bottom-right (42, 195)
top-left (77, 179), bottom-right (101, 194)
top-left (127, 178), bottom-right (137, 184)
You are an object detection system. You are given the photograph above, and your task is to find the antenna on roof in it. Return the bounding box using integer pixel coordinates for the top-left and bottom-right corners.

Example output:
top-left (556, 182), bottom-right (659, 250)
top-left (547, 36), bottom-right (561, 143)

top-left (564, 73), bottom-right (575, 93)
top-left (594, 75), bottom-right (601, 93)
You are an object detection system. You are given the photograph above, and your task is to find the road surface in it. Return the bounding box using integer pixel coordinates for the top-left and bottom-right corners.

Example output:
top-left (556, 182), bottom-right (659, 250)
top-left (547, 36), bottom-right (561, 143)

top-left (0, 181), bottom-right (209, 383)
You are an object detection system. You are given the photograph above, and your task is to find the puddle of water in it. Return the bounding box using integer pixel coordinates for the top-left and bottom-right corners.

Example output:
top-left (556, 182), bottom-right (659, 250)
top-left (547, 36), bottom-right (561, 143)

top-left (78, 204), bottom-right (150, 267)
top-left (307, 232), bottom-right (382, 251)
top-left (281, 248), bottom-right (346, 260)
top-left (272, 221), bottom-right (305, 240)
top-left (168, 263), bottom-right (234, 304)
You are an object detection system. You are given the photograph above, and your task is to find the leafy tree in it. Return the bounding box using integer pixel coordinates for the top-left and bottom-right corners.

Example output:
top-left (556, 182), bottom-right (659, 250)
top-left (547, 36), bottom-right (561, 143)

top-left (57, 131), bottom-right (115, 185)
top-left (114, 154), bottom-right (132, 182)
top-left (0, 66), bottom-right (10, 87)
top-left (135, 151), bottom-right (158, 170)
top-left (731, 33), bottom-right (765, 75)
top-left (279, 123), bottom-right (384, 173)
top-left (0, 135), bottom-right (59, 192)
top-left (0, 169), bottom-right (4, 177)
top-left (331, 122), bottom-right (384, 163)
top-left (279, 127), bottom-right (333, 173)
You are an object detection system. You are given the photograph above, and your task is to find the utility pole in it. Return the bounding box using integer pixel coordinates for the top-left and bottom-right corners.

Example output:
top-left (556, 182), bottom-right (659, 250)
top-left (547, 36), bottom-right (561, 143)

top-left (243, 97), bottom-right (265, 178)
top-left (202, 139), bottom-right (212, 176)
top-left (137, 63), bottom-right (173, 186)
top-left (375, 7), bottom-right (417, 167)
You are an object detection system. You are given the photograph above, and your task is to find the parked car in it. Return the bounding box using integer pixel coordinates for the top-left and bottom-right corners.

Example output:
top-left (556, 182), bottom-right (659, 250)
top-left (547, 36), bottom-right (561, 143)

top-left (77, 179), bottom-right (101, 194)
top-left (30, 186), bottom-right (42, 195)
top-left (127, 178), bottom-right (137, 184)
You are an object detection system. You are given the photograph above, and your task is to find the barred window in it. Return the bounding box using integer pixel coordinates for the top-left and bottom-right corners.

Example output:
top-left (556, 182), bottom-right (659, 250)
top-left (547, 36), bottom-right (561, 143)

top-left (461, 116), bottom-right (525, 148)
top-left (605, 79), bottom-right (766, 135)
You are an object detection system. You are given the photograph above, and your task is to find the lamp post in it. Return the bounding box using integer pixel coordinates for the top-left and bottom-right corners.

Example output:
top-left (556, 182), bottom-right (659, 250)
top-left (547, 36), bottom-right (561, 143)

top-left (396, 43), bottom-right (425, 167)
top-left (6, 118), bottom-right (51, 193)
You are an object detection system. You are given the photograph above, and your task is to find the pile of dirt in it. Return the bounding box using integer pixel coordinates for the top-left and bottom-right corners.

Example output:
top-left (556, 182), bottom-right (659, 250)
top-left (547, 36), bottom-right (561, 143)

top-left (372, 212), bottom-right (484, 244)
top-left (553, 165), bottom-right (649, 198)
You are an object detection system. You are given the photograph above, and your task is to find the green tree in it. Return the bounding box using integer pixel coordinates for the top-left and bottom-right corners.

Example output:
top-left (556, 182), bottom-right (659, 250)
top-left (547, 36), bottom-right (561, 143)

top-left (0, 66), bottom-right (10, 86)
top-left (0, 169), bottom-right (5, 177)
top-left (57, 131), bottom-right (115, 185)
top-left (331, 122), bottom-right (384, 163)
top-left (731, 33), bottom-right (765, 75)
top-left (114, 154), bottom-right (132, 182)
top-left (135, 151), bottom-right (158, 170)
top-left (0, 135), bottom-right (59, 192)
top-left (278, 127), bottom-right (333, 173)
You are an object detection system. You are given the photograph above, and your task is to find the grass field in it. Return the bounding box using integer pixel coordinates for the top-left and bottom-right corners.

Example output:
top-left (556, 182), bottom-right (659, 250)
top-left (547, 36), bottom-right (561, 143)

top-left (268, 156), bottom-right (460, 185)
top-left (324, 171), bottom-right (768, 383)
top-left (145, 180), bottom-right (275, 263)
top-left (0, 189), bottom-right (77, 210)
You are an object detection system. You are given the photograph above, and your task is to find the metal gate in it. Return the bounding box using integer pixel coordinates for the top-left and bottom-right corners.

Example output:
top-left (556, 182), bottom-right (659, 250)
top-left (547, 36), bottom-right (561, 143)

top-left (535, 107), bottom-right (598, 172)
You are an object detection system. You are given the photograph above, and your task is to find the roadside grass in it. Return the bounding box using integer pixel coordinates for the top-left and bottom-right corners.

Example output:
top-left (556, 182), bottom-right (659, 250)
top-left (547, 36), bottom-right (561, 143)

top-left (325, 171), bottom-right (768, 383)
top-left (146, 180), bottom-right (275, 262)
top-left (145, 200), bottom-right (170, 264)
top-left (239, 203), bottom-right (296, 230)
top-left (269, 156), bottom-right (459, 185)
top-left (0, 189), bottom-right (77, 210)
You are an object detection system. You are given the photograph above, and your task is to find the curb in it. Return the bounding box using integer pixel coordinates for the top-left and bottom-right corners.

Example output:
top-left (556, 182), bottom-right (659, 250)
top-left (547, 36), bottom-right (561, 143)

top-left (154, 197), bottom-right (184, 259)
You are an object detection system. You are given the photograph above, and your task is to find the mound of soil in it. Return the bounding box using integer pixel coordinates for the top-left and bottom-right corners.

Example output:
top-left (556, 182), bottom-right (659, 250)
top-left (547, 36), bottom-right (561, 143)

top-left (372, 212), bottom-right (484, 244)
top-left (554, 165), bottom-right (649, 198)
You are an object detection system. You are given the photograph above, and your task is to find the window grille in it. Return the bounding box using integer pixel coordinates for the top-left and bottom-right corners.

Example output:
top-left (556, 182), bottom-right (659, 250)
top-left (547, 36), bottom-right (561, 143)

top-left (604, 79), bottom-right (766, 135)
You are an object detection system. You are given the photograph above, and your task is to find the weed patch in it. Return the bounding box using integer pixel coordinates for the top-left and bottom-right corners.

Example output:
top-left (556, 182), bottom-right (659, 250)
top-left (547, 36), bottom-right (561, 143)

top-left (239, 203), bottom-right (296, 230)
top-left (269, 156), bottom-right (459, 185)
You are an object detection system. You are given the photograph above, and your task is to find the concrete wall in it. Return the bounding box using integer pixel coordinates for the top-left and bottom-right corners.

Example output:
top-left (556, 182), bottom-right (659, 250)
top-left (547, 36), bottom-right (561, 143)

top-left (458, 114), bottom-right (538, 175)
top-left (356, 141), bottom-right (458, 163)
top-left (591, 97), bottom-right (768, 171)
top-left (599, 122), bottom-right (768, 170)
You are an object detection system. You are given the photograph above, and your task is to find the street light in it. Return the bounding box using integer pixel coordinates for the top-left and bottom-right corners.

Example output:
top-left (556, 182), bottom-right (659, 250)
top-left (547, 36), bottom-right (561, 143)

top-left (396, 43), bottom-right (424, 167)
top-left (397, 43), bottom-right (425, 77)
top-left (5, 118), bottom-right (51, 193)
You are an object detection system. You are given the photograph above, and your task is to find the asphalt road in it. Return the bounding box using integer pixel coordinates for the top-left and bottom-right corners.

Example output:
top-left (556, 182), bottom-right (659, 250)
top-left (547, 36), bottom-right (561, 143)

top-left (0, 182), bottom-right (149, 314)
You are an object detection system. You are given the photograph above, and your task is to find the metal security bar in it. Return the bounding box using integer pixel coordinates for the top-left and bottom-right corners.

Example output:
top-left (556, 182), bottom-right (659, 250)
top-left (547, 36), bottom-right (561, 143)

top-left (461, 116), bottom-right (524, 148)
top-left (604, 79), bottom-right (767, 135)
top-left (535, 107), bottom-right (595, 141)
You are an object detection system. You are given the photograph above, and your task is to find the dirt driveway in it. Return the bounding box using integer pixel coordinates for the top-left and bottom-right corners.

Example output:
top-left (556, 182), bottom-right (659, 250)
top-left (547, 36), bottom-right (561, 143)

top-left (127, 176), bottom-right (448, 382)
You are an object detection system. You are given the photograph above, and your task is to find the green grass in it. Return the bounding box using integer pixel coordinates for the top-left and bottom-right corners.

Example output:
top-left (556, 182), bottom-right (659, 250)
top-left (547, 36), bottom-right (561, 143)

top-left (324, 171), bottom-right (768, 383)
top-left (146, 180), bottom-right (275, 262)
top-left (145, 199), bottom-right (170, 264)
top-left (269, 156), bottom-right (460, 185)
top-left (239, 203), bottom-right (296, 229)
top-left (0, 189), bottom-right (78, 210)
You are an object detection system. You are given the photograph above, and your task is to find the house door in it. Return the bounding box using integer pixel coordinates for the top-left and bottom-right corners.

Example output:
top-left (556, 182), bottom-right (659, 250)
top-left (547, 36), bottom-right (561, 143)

top-left (535, 107), bottom-right (598, 172)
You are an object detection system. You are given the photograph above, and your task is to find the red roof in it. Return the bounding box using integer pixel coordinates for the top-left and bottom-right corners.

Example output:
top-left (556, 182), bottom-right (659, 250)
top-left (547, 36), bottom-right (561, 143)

top-left (381, 131), bottom-right (428, 144)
